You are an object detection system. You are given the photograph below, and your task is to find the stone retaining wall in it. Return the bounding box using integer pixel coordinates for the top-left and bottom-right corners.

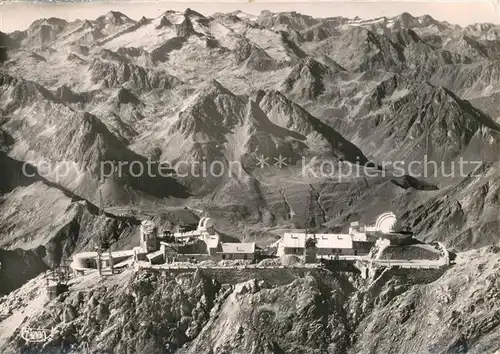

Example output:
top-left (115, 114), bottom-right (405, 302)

top-left (137, 264), bottom-right (332, 286)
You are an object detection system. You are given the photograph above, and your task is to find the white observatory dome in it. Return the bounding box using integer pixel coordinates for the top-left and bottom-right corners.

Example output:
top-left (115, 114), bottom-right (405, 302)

top-left (198, 217), bottom-right (215, 231)
top-left (375, 212), bottom-right (401, 233)
top-left (141, 220), bottom-right (156, 234)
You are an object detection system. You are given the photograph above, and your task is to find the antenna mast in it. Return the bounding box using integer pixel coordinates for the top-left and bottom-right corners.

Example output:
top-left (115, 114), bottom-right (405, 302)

top-left (99, 189), bottom-right (105, 215)
top-left (306, 184), bottom-right (316, 235)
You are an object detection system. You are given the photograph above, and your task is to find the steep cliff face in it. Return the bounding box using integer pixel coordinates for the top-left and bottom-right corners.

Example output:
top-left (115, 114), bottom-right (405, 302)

top-left (0, 150), bottom-right (142, 294)
top-left (352, 247), bottom-right (500, 354)
top-left (346, 77), bottom-right (500, 167)
top-left (400, 162), bottom-right (500, 251)
top-left (0, 182), bottom-right (140, 294)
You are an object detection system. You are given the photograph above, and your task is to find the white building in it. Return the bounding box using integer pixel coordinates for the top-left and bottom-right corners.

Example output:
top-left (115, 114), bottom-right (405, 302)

top-left (277, 212), bottom-right (409, 260)
top-left (161, 217), bottom-right (257, 261)
top-left (219, 242), bottom-right (256, 261)
top-left (140, 220), bottom-right (158, 252)
top-left (278, 232), bottom-right (371, 258)
top-left (171, 217), bottom-right (217, 240)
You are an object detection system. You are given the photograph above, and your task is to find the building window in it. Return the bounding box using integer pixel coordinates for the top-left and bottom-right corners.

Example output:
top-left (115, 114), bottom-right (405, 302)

top-left (243, 254), bottom-right (247, 260)
top-left (222, 254), bottom-right (226, 260)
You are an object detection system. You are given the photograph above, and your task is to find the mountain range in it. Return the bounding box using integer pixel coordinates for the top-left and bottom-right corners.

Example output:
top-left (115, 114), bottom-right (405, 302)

top-left (2, 8), bottom-right (500, 353)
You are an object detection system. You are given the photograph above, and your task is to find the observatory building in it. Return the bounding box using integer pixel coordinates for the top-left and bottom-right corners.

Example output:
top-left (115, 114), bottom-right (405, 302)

top-left (277, 212), bottom-right (413, 260)
top-left (160, 217), bottom-right (256, 262)
top-left (364, 212), bottom-right (413, 243)
top-left (70, 214), bottom-right (258, 274)
top-left (140, 219), bottom-right (159, 252)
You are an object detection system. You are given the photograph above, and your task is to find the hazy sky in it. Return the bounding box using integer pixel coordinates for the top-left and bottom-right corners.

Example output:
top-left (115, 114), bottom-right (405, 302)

top-left (1, 1), bottom-right (500, 32)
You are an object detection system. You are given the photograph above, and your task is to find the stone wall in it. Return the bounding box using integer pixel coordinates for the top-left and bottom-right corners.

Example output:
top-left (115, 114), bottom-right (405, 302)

top-left (200, 267), bottom-right (329, 286)
top-left (138, 265), bottom-right (333, 286)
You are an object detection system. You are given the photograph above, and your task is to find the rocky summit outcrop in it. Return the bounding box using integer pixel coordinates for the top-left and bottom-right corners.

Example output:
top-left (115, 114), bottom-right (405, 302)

top-left (1, 246), bottom-right (500, 353)
top-left (89, 59), bottom-right (183, 90)
top-left (281, 57), bottom-right (347, 100)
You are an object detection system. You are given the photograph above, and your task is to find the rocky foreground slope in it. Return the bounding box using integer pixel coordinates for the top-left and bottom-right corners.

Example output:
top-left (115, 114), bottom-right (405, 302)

top-left (1, 246), bottom-right (499, 353)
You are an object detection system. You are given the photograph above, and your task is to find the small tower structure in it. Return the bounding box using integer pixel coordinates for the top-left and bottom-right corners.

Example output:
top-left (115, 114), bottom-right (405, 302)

top-left (45, 266), bottom-right (70, 301)
top-left (96, 253), bottom-right (102, 276)
top-left (140, 219), bottom-right (159, 252)
top-left (304, 190), bottom-right (318, 263)
top-left (304, 236), bottom-right (317, 263)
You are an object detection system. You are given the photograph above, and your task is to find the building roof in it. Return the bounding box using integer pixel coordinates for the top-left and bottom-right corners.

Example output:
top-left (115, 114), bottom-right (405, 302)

top-left (350, 230), bottom-right (369, 242)
top-left (220, 242), bottom-right (255, 254)
top-left (316, 234), bottom-right (353, 249)
top-left (172, 230), bottom-right (204, 239)
top-left (282, 233), bottom-right (353, 249)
